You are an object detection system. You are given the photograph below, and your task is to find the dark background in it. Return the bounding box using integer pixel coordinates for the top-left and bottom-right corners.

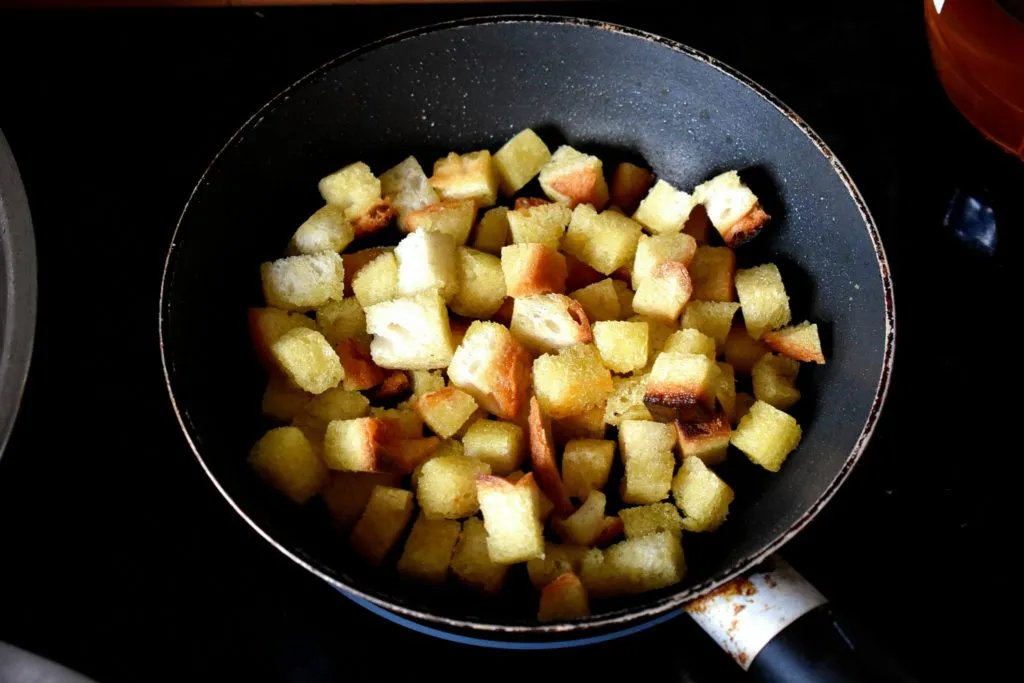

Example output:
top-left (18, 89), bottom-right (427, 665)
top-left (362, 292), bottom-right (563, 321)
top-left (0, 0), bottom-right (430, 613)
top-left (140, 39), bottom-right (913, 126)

top-left (0, 2), bottom-right (1014, 681)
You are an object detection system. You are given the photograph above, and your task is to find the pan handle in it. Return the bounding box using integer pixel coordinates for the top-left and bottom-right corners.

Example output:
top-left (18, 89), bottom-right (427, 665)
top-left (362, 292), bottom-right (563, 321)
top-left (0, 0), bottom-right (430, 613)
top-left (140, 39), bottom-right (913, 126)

top-left (684, 556), bottom-right (916, 681)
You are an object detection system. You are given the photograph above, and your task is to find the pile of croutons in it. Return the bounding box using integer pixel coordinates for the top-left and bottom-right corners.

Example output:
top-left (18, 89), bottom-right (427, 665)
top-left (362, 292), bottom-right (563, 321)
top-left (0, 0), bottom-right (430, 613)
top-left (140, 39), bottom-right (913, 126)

top-left (248, 128), bottom-right (825, 623)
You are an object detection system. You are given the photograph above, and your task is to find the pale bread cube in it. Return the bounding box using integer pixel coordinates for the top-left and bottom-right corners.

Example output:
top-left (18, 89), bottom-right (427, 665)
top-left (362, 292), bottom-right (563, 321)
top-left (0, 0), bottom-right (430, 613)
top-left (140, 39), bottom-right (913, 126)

top-left (461, 419), bottom-right (525, 476)
top-left (527, 396), bottom-right (574, 516)
top-left (618, 420), bottom-right (676, 504)
top-left (365, 290), bottom-right (454, 370)
top-left (473, 206), bottom-right (510, 255)
top-left (342, 247), bottom-right (391, 296)
top-left (730, 400), bottom-right (802, 472)
top-left (724, 326), bottom-right (768, 373)
top-left (569, 279), bottom-right (620, 322)
top-left (681, 301), bottom-right (740, 345)
top-left (610, 162), bottom-right (655, 215)
top-left (563, 204), bottom-right (642, 276)
top-left (662, 328), bottom-right (716, 359)
top-left (450, 517), bottom-right (509, 594)
top-left (715, 362), bottom-right (737, 421)
top-left (379, 156), bottom-right (439, 230)
top-left (612, 279), bottom-right (635, 318)
top-left (318, 162), bottom-right (394, 236)
top-left (675, 411), bottom-right (732, 465)
top-left (644, 351), bottom-right (722, 414)
top-left (397, 514), bottom-right (462, 584)
top-left (493, 128), bottom-right (552, 195)
top-left (368, 406), bottom-right (423, 439)
top-left (349, 485), bottom-right (414, 565)
top-left (248, 307), bottom-right (317, 367)
top-left (395, 229), bottom-right (459, 301)
top-left (735, 264), bottom-right (791, 339)
top-left (752, 353), bottom-right (801, 410)
top-left (533, 344), bottom-right (613, 419)
top-left (351, 251), bottom-right (398, 308)
top-left (632, 261), bottom-right (693, 324)
top-left (501, 243), bottom-right (568, 297)
top-left (689, 246), bottom-right (736, 302)
top-left (261, 377), bottom-right (312, 422)
top-left (477, 473), bottom-right (546, 564)
top-left (410, 369), bottom-right (445, 397)
top-left (580, 531), bottom-right (685, 597)
top-left (603, 375), bottom-right (652, 426)
top-left (270, 327), bottom-right (343, 395)
top-left (619, 502), bottom-right (684, 539)
top-left (248, 426), bottom-right (326, 503)
top-left (552, 405), bottom-right (608, 444)
top-left (507, 201), bottom-right (572, 249)
top-left (552, 490), bottom-right (607, 547)
top-left (450, 248), bottom-right (506, 319)
top-left (562, 439), bottom-right (615, 499)
top-left (416, 454), bottom-right (491, 519)
top-left (632, 233), bottom-right (697, 289)
top-left (527, 543), bottom-right (587, 588)
top-left (692, 170), bottom-right (770, 247)
top-left (672, 456), bottom-right (734, 532)
top-left (430, 150), bottom-right (498, 207)
top-left (323, 417), bottom-right (398, 472)
top-left (510, 294), bottom-right (592, 355)
top-left (592, 320), bottom-right (648, 374)
top-left (414, 387), bottom-right (479, 439)
top-left (632, 179), bottom-right (696, 235)
top-left (322, 471), bottom-right (403, 528)
top-left (447, 321), bottom-right (531, 421)
top-left (405, 199), bottom-right (476, 245)
top-left (287, 205), bottom-right (354, 255)
top-left (539, 145), bottom-right (609, 209)
top-left (763, 322), bottom-right (826, 364)
top-left (316, 297), bottom-right (369, 347)
top-left (261, 251), bottom-right (344, 312)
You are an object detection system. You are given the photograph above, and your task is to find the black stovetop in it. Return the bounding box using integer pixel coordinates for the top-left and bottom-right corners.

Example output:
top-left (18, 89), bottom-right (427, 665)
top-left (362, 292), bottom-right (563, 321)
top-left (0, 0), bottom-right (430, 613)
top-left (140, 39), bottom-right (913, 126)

top-left (0, 2), bottom-right (1013, 681)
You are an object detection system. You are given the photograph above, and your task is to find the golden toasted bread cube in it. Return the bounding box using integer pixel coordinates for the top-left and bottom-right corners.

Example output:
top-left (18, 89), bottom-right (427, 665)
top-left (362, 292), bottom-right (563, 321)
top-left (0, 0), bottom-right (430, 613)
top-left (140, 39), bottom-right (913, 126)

top-left (724, 326), bottom-right (768, 373)
top-left (628, 314), bottom-right (677, 373)
top-left (449, 248), bottom-right (506, 319)
top-left (380, 156), bottom-right (439, 230)
top-left (248, 307), bottom-right (317, 367)
top-left (716, 362), bottom-right (737, 420)
top-left (570, 279), bottom-right (621, 322)
top-left (287, 205), bottom-right (354, 256)
top-left (675, 411), bottom-right (731, 465)
top-left (368, 406), bottom-right (423, 439)
top-left (612, 279), bottom-right (634, 318)
top-left (450, 517), bottom-right (509, 594)
top-left (645, 351), bottom-right (722, 413)
top-left (318, 162), bottom-right (387, 226)
top-left (321, 471), bottom-right (403, 528)
top-left (447, 321), bottom-right (531, 421)
top-left (527, 542), bottom-right (588, 588)
top-left (297, 387), bottom-right (371, 436)
top-left (662, 328), bottom-right (716, 359)
top-left (416, 454), bottom-right (491, 519)
top-left (734, 391), bottom-right (756, 425)
top-left (410, 369), bottom-right (445, 397)
top-left (533, 344), bottom-right (613, 419)
top-left (501, 243), bottom-right (568, 297)
top-left (510, 294), bottom-right (592, 355)
top-left (580, 531), bottom-right (685, 597)
top-left (619, 502), bottom-right (684, 539)
top-left (552, 405), bottom-right (608, 444)
top-left (538, 572), bottom-right (591, 622)
top-left (473, 206), bottom-right (510, 255)
top-left (731, 400), bottom-right (802, 472)
top-left (395, 229), bottom-right (459, 301)
top-left (672, 456), bottom-right (734, 532)
top-left (341, 247), bottom-right (390, 296)
top-left (351, 251), bottom-right (398, 308)
top-left (689, 246), bottom-right (736, 302)
top-left (248, 426), bottom-right (326, 503)
top-left (618, 420), bottom-right (676, 504)
top-left (477, 473), bottom-right (546, 564)
top-left (323, 417), bottom-right (397, 472)
top-left (610, 162), bottom-right (655, 215)
top-left (349, 485), bottom-right (414, 565)
top-left (527, 396), bottom-right (575, 515)
top-left (397, 514), bottom-right (462, 584)
top-left (261, 377), bottom-right (312, 422)
top-left (507, 202), bottom-right (572, 249)
top-left (681, 301), bottom-right (741, 346)
top-left (270, 327), bottom-right (343, 395)
top-left (430, 150), bottom-right (498, 207)
top-left (632, 262), bottom-right (693, 325)
top-left (632, 233), bottom-right (698, 289)
top-left (404, 199), bottom-right (477, 245)
top-left (562, 439), bottom-right (615, 499)
top-left (494, 128), bottom-right (552, 195)
top-left (563, 204), bottom-right (642, 276)
top-left (504, 470), bottom-right (556, 520)
top-left (461, 419), bottom-right (525, 476)
top-left (763, 322), bottom-right (825, 364)
top-left (410, 438), bottom-right (464, 488)
top-left (316, 297), bottom-right (369, 347)
top-left (414, 387), bottom-right (479, 439)
top-left (365, 290), bottom-right (454, 370)
top-left (752, 353), bottom-right (801, 410)
top-left (592, 320), bottom-right (648, 374)
top-left (692, 170), bottom-right (769, 247)
top-left (539, 145), bottom-right (609, 209)
top-left (632, 179), bottom-right (696, 235)
top-left (735, 263), bottom-right (791, 339)
top-left (552, 490), bottom-right (607, 546)
top-left (604, 375), bottom-right (652, 426)
top-left (385, 436), bottom-right (440, 475)
top-left (261, 251), bottom-right (344, 312)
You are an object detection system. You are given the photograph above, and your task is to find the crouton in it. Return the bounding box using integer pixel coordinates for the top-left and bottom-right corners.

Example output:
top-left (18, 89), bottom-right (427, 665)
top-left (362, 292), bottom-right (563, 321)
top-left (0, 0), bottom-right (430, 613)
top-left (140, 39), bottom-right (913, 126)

top-left (564, 254), bottom-right (606, 293)
top-left (569, 279), bottom-right (621, 322)
top-left (662, 328), bottom-right (716, 359)
top-left (270, 327), bottom-right (344, 395)
top-left (510, 294), bottom-right (592, 355)
top-left (261, 251), bottom-right (345, 312)
top-left (734, 391), bottom-right (756, 425)
top-left (261, 377), bottom-right (312, 422)
top-left (476, 473), bottom-right (546, 564)
top-left (715, 362), bottom-right (736, 421)
top-left (632, 179), bottom-right (696, 235)
top-left (672, 456), bottom-right (734, 532)
top-left (618, 420), bottom-right (676, 504)
top-left (297, 388), bottom-right (372, 438)
top-left (619, 503), bottom-right (684, 539)
top-left (333, 339), bottom-right (385, 392)
top-left (450, 517), bottom-right (509, 594)
top-left (561, 439), bottom-right (615, 499)
top-left (493, 128), bottom-right (552, 195)
top-left (504, 470), bottom-right (555, 520)
top-left (449, 248), bottom-right (506, 319)
top-left (632, 233), bottom-right (698, 290)
top-left (612, 280), bottom-right (635, 318)
top-left (394, 229), bottom-right (459, 301)
top-left (316, 297), bottom-right (369, 347)
top-left (563, 204), bottom-right (642, 276)
top-left (610, 162), bottom-right (655, 215)
top-left (692, 170), bottom-right (770, 247)
top-left (644, 351), bottom-right (722, 415)
top-left (410, 369), bottom-right (445, 397)
top-left (507, 201), bottom-right (572, 249)
top-left (414, 386), bottom-right (479, 439)
top-left (473, 206), bottom-right (510, 255)
top-left (500, 243), bottom-right (568, 297)
top-left (447, 321), bottom-right (531, 421)
top-left (763, 322), bottom-right (825, 364)
top-left (397, 514), bottom-right (462, 584)
top-left (553, 490), bottom-right (607, 546)
top-left (592, 321), bottom-right (648, 374)
top-left (603, 375), bottom-right (652, 426)
top-left (527, 543), bottom-right (587, 588)
top-left (675, 411), bottom-right (731, 465)
top-left (552, 405), bottom-right (607, 444)
top-left (632, 261), bottom-right (693, 325)
top-left (528, 396), bottom-right (574, 515)
top-left (538, 572), bottom-right (590, 622)
top-left (735, 264), bottom-right (791, 339)
top-left (368, 406), bottom-right (423, 439)
top-left (342, 247), bottom-right (391, 296)
top-left (380, 156), bottom-right (439, 230)
top-left (430, 150), bottom-right (498, 207)
top-left (405, 199), bottom-right (476, 245)
top-left (752, 353), bottom-right (801, 410)
top-left (580, 531), bottom-right (686, 597)
top-left (349, 485), bottom-right (414, 565)
top-left (461, 419), bottom-right (525, 476)
top-left (364, 290), bottom-right (454, 370)
top-left (287, 205), bottom-right (354, 256)
top-left (596, 516), bottom-right (625, 545)
top-left (248, 307), bottom-right (317, 368)
top-left (351, 251), bottom-right (398, 308)
top-left (248, 426), bottom-right (326, 503)
top-left (416, 454), bottom-right (491, 519)
top-left (322, 417), bottom-right (399, 472)
top-left (410, 438), bottom-right (464, 488)
top-left (369, 371), bottom-right (411, 401)
top-left (689, 246), bottom-right (736, 302)
top-left (318, 162), bottom-right (394, 236)
top-left (681, 301), bottom-right (740, 345)
top-left (629, 315), bottom-right (677, 371)
top-left (731, 400), bottom-right (802, 472)
top-left (386, 436), bottom-right (440, 474)
top-left (539, 145), bottom-right (609, 209)
top-left (533, 344), bottom-right (613, 419)
top-left (724, 326), bottom-right (768, 373)
top-left (321, 471), bottom-right (403, 528)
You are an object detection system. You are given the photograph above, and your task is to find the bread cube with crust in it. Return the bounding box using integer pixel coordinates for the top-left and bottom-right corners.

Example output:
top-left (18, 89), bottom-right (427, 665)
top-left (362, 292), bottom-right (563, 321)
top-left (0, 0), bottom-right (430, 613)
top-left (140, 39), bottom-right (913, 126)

top-left (562, 439), bottom-right (615, 499)
top-left (763, 322), bottom-right (825, 364)
top-left (610, 162), bottom-right (655, 215)
top-left (672, 456), bottom-right (734, 532)
top-left (592, 321), bottom-right (648, 374)
top-left (618, 420), bottom-right (676, 504)
top-left (527, 543), bottom-right (587, 588)
top-left (410, 369), bottom-right (445, 397)
top-left (397, 514), bottom-right (462, 584)
top-left (368, 406), bottom-right (423, 439)
top-left (288, 205), bottom-right (354, 255)
top-left (633, 179), bottom-right (696, 235)
top-left (563, 204), bottom-right (642, 276)
top-left (735, 264), bottom-right (791, 339)
top-left (476, 472), bottom-right (546, 564)
top-left (752, 353), bottom-right (801, 410)
top-left (505, 470), bottom-right (555, 520)
top-left (321, 471), bottom-right (403, 528)
top-left (414, 387), bottom-right (479, 439)
top-left (692, 170), bottom-right (770, 247)
top-left (552, 405), bottom-right (607, 444)
top-left (248, 426), bottom-right (326, 503)
top-left (349, 486), bottom-right (414, 565)
top-left (604, 375), bottom-right (652, 426)
top-left (385, 436), bottom-right (440, 475)
top-left (731, 400), bottom-right (802, 472)
top-left (510, 294), bottom-right (592, 355)
top-left (395, 229), bottom-right (458, 301)
top-left (472, 206), bottom-right (510, 255)
top-left (552, 490), bottom-right (607, 546)
top-left (249, 307), bottom-right (317, 368)
top-left (569, 279), bottom-right (620, 323)
top-left (405, 199), bottom-right (477, 245)
top-left (449, 248), bottom-right (506, 319)
top-left (261, 251), bottom-right (344, 312)
top-left (323, 417), bottom-right (399, 472)
top-left (632, 261), bottom-right (693, 325)
top-left (342, 247), bottom-right (390, 296)
top-left (681, 301), bottom-right (741, 346)
top-left (410, 438), bottom-right (464, 488)
top-left (416, 454), bottom-right (491, 519)
top-left (318, 162), bottom-right (395, 236)
top-left (539, 145), bottom-right (609, 209)
top-left (261, 377), bottom-right (312, 422)
top-left (533, 344), bottom-right (613, 419)
top-left (447, 321), bottom-right (531, 421)
top-left (494, 128), bottom-right (552, 195)
top-left (580, 531), bottom-right (686, 597)
top-left (528, 396), bottom-right (574, 515)
top-left (538, 572), bottom-right (591, 622)
top-left (619, 503), bottom-right (684, 539)
top-left (380, 156), bottom-right (439, 230)
top-left (461, 419), bottom-right (525, 476)
top-left (316, 297), bottom-right (370, 347)
top-left (334, 339), bottom-right (386, 392)
top-left (644, 351), bottom-right (722, 415)
top-left (430, 150), bottom-right (498, 207)
top-left (662, 328), bottom-right (716, 359)
top-left (507, 201), bottom-right (571, 249)
top-left (689, 246), bottom-right (736, 302)
top-left (675, 411), bottom-right (731, 465)
top-left (365, 290), bottom-right (454, 370)
top-left (450, 517), bottom-right (509, 594)
top-left (632, 233), bottom-right (697, 290)
top-left (724, 326), bottom-right (768, 373)
top-left (501, 244), bottom-right (568, 298)
top-left (270, 327), bottom-right (344, 395)
top-left (297, 387), bottom-right (372, 437)
top-left (369, 370), bottom-right (411, 401)
top-left (351, 251), bottom-right (398, 308)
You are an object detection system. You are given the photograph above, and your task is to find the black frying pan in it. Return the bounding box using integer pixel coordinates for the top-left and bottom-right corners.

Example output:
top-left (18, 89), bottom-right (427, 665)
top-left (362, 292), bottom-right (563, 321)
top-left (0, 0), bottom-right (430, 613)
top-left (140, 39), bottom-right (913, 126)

top-left (159, 16), bottom-right (897, 680)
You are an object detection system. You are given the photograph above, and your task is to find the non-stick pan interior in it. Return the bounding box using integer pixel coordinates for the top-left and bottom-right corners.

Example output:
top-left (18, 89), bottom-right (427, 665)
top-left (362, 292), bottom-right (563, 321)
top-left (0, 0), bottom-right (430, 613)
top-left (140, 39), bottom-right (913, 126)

top-left (161, 18), bottom-right (891, 632)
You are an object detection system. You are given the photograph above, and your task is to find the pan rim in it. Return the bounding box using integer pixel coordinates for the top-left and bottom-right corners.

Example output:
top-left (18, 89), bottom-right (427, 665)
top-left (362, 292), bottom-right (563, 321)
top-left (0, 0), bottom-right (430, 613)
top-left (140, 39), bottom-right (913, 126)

top-left (158, 14), bottom-right (896, 635)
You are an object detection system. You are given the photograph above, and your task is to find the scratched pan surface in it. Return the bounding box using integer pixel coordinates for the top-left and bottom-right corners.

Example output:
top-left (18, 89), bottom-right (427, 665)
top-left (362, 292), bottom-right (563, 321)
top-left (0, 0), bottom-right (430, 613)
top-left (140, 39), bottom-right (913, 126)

top-left (160, 17), bottom-right (894, 634)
